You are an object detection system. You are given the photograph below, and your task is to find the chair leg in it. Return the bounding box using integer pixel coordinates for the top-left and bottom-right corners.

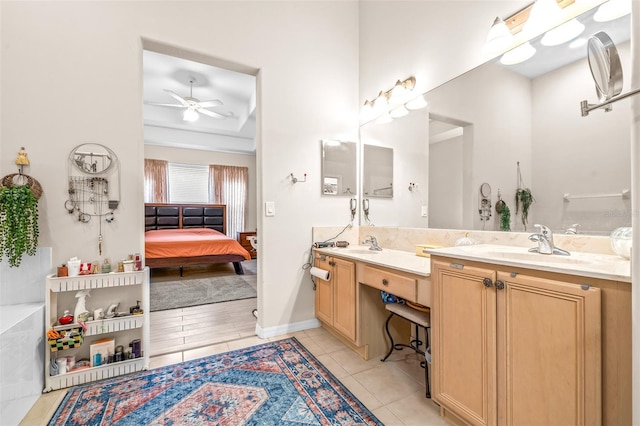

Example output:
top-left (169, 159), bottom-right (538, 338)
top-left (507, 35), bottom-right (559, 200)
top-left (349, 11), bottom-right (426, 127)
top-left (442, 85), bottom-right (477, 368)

top-left (380, 313), bottom-right (396, 362)
top-left (424, 326), bottom-right (431, 399)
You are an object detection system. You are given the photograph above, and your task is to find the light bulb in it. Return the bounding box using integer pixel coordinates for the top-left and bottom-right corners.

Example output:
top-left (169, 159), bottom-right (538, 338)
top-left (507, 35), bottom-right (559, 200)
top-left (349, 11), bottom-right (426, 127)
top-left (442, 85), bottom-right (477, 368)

top-left (522, 0), bottom-right (563, 39)
top-left (360, 100), bottom-right (374, 121)
top-left (183, 108), bottom-right (199, 122)
top-left (482, 16), bottom-right (514, 55)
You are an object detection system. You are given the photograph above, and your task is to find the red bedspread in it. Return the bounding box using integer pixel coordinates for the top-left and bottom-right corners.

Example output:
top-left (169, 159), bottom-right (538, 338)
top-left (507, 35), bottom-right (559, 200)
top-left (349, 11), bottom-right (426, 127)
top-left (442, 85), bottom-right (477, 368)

top-left (145, 228), bottom-right (251, 260)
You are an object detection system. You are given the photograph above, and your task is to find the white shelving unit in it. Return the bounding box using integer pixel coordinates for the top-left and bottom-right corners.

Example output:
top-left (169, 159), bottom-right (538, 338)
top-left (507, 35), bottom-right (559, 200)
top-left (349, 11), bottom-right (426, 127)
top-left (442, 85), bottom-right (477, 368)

top-left (44, 268), bottom-right (149, 392)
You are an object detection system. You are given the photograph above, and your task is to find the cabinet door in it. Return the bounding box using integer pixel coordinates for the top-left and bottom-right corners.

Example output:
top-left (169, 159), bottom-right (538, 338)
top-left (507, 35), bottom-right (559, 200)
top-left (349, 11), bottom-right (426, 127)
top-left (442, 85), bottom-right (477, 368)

top-left (314, 255), bottom-right (334, 325)
top-left (496, 272), bottom-right (601, 426)
top-left (332, 257), bottom-right (356, 341)
top-left (432, 260), bottom-right (497, 426)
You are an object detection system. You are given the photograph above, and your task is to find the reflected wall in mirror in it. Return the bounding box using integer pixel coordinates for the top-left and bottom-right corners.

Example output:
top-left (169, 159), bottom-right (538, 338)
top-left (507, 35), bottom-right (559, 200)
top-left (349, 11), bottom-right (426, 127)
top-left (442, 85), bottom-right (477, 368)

top-left (360, 4), bottom-right (631, 235)
top-left (362, 145), bottom-right (393, 198)
top-left (321, 139), bottom-right (357, 196)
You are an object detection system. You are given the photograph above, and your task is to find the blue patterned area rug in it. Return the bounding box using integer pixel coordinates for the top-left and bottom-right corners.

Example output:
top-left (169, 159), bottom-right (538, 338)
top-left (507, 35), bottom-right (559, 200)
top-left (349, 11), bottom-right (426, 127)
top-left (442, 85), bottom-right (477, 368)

top-left (48, 337), bottom-right (382, 425)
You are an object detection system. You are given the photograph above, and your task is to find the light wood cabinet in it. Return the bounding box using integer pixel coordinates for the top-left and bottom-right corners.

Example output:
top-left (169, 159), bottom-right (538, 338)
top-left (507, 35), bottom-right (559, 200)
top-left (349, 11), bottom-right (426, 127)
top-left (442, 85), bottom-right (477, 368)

top-left (314, 254), bottom-right (357, 342)
top-left (431, 258), bottom-right (602, 426)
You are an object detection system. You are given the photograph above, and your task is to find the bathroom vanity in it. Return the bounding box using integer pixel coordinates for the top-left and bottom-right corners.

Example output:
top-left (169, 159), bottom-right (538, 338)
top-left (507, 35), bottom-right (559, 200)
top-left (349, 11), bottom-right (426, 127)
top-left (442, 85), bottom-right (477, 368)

top-left (428, 245), bottom-right (631, 426)
top-left (313, 241), bottom-right (631, 425)
top-left (313, 246), bottom-right (431, 360)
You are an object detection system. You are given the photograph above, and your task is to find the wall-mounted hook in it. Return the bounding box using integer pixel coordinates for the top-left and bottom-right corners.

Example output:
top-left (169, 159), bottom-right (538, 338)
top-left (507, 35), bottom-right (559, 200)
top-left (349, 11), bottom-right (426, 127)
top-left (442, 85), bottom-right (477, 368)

top-left (290, 173), bottom-right (307, 183)
top-left (408, 182), bottom-right (417, 191)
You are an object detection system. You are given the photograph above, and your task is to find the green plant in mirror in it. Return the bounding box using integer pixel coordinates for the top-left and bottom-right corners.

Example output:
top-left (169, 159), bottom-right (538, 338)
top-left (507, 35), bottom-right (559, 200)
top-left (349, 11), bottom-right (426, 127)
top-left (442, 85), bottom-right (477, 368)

top-left (515, 188), bottom-right (534, 231)
top-left (0, 185), bottom-right (39, 267)
top-left (499, 203), bottom-right (511, 232)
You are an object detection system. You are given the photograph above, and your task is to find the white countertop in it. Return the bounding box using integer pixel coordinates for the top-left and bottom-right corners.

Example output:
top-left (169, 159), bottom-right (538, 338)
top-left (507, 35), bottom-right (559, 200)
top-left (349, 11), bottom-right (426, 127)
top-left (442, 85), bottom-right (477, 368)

top-left (314, 246), bottom-right (430, 277)
top-left (427, 244), bottom-right (631, 283)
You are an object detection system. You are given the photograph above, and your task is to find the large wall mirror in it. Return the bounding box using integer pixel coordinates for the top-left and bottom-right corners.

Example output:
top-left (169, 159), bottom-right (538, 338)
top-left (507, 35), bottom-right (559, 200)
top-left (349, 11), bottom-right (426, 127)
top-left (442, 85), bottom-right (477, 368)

top-left (360, 3), bottom-right (631, 235)
top-left (321, 139), bottom-right (357, 196)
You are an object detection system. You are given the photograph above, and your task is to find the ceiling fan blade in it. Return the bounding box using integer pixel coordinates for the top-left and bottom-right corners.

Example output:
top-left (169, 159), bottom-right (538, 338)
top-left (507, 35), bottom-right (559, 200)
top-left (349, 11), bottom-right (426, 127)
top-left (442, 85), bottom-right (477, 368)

top-left (198, 108), bottom-right (228, 119)
top-left (198, 99), bottom-right (223, 108)
top-left (145, 102), bottom-right (186, 108)
top-left (163, 89), bottom-right (188, 106)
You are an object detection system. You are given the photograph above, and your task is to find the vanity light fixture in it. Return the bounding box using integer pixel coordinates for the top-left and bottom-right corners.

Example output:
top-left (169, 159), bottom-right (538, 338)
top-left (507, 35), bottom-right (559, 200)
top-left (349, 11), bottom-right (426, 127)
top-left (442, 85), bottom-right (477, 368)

top-left (522, 0), bottom-right (564, 39)
top-left (360, 76), bottom-right (425, 123)
top-left (482, 17), bottom-right (514, 56)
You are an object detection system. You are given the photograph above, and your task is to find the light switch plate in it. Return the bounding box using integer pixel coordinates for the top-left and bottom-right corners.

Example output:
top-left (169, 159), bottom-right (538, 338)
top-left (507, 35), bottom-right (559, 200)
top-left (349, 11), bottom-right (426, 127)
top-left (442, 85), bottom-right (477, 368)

top-left (421, 206), bottom-right (428, 217)
top-left (265, 201), bottom-right (276, 217)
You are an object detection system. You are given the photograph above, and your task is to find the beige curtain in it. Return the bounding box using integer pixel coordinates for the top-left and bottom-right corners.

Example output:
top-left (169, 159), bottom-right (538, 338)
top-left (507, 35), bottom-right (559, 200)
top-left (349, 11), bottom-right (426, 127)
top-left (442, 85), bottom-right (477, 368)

top-left (209, 165), bottom-right (248, 238)
top-left (144, 159), bottom-right (168, 203)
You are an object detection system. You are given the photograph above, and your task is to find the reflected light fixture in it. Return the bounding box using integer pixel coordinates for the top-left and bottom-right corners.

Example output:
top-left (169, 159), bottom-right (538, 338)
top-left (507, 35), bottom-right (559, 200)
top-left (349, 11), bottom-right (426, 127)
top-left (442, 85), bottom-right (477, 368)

top-left (594, 0), bottom-right (631, 22)
top-left (500, 42), bottom-right (536, 65)
top-left (541, 18), bottom-right (585, 46)
top-left (390, 104), bottom-right (409, 118)
top-left (482, 17), bottom-right (514, 56)
top-left (183, 107), bottom-right (199, 122)
top-left (405, 94), bottom-right (427, 110)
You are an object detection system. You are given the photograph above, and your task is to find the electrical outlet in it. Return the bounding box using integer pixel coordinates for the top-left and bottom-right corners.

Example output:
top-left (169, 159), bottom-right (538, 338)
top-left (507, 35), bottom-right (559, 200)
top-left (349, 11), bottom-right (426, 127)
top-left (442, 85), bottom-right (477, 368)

top-left (421, 206), bottom-right (428, 217)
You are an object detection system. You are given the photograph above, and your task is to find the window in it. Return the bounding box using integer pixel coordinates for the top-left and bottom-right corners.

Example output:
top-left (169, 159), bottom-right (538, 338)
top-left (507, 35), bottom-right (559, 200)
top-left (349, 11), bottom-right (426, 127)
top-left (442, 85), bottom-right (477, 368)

top-left (168, 163), bottom-right (209, 203)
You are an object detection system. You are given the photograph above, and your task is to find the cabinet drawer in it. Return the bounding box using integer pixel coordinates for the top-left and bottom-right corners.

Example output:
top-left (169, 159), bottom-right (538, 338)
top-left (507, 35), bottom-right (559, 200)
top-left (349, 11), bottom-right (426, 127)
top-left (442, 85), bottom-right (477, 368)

top-left (361, 265), bottom-right (416, 301)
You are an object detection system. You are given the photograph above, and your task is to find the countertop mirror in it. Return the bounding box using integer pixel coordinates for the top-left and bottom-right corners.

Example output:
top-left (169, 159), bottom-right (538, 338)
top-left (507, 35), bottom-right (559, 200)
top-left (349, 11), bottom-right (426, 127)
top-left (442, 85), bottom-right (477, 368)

top-left (321, 139), bottom-right (357, 196)
top-left (359, 2), bottom-right (631, 235)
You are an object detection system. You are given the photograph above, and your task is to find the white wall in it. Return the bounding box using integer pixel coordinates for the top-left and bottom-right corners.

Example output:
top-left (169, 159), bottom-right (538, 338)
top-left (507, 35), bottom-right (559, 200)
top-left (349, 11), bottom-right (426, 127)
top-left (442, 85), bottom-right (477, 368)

top-left (1, 1), bottom-right (359, 332)
top-left (144, 144), bottom-right (258, 233)
top-left (430, 136), bottom-right (464, 229)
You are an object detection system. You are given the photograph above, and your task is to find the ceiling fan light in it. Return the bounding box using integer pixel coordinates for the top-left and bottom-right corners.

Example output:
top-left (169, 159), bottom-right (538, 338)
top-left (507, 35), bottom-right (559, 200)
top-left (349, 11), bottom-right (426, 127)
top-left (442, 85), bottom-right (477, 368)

top-left (541, 18), bottom-right (585, 46)
top-left (183, 108), bottom-right (199, 122)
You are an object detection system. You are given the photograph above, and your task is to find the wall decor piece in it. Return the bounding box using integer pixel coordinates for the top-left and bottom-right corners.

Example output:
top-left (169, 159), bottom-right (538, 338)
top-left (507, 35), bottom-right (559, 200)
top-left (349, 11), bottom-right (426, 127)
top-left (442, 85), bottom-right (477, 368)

top-left (66, 143), bottom-right (120, 254)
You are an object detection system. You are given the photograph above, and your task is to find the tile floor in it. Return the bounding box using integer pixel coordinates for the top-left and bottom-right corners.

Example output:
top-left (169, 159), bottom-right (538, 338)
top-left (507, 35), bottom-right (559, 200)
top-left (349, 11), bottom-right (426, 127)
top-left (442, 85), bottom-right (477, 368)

top-left (21, 260), bottom-right (446, 425)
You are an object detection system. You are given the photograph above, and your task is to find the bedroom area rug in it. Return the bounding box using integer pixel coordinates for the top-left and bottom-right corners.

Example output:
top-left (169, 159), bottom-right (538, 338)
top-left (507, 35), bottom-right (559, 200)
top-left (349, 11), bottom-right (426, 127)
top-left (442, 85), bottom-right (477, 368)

top-left (150, 274), bottom-right (257, 311)
top-left (48, 337), bottom-right (382, 425)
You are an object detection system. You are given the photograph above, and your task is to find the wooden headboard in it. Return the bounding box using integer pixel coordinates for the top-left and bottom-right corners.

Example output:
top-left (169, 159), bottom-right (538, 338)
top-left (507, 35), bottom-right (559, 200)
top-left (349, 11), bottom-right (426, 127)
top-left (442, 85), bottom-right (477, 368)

top-left (144, 203), bottom-right (227, 234)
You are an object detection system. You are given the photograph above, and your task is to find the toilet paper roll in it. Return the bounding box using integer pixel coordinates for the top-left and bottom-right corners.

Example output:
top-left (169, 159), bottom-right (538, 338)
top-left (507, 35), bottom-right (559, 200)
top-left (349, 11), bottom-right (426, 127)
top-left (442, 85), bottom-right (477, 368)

top-left (310, 266), bottom-right (331, 281)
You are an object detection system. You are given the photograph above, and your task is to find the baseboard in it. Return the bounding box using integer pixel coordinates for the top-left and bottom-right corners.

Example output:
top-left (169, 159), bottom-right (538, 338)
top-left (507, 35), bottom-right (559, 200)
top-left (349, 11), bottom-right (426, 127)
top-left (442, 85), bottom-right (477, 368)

top-left (255, 318), bottom-right (321, 339)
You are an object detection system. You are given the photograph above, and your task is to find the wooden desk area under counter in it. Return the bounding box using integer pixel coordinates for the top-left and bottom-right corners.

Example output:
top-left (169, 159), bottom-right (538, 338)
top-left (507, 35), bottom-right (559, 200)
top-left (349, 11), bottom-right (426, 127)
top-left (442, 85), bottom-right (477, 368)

top-left (313, 247), bottom-right (431, 361)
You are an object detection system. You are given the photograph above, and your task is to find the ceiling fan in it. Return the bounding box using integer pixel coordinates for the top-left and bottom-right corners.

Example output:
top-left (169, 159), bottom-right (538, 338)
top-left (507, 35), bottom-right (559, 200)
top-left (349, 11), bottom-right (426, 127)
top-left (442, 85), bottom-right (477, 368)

top-left (148, 79), bottom-right (233, 122)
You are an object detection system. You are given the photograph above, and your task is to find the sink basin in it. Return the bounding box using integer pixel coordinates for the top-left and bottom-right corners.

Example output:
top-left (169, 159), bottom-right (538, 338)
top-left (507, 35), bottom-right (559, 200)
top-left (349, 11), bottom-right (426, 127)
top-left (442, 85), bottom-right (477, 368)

top-left (455, 245), bottom-right (609, 267)
top-left (341, 249), bottom-right (380, 255)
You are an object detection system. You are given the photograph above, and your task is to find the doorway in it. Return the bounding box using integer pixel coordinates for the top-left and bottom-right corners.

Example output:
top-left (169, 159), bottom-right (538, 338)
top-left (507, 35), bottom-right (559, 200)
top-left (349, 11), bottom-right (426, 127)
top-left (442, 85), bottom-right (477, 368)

top-left (141, 42), bottom-right (259, 358)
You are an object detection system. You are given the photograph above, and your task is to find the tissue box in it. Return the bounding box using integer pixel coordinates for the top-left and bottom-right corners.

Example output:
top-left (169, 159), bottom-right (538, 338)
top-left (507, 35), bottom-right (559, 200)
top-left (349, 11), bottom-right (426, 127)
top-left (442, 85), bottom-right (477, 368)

top-left (48, 327), bottom-right (84, 352)
top-left (415, 244), bottom-right (440, 258)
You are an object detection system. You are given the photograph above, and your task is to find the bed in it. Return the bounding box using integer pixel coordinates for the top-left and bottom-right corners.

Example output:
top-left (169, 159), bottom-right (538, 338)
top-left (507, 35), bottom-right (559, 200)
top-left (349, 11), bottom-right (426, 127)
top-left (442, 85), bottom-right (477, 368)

top-left (144, 203), bottom-right (251, 275)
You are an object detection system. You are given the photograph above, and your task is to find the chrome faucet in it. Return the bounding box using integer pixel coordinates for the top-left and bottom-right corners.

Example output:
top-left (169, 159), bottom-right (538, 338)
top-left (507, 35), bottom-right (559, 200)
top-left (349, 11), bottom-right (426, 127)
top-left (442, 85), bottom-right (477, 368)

top-left (528, 224), bottom-right (570, 256)
top-left (362, 235), bottom-right (382, 251)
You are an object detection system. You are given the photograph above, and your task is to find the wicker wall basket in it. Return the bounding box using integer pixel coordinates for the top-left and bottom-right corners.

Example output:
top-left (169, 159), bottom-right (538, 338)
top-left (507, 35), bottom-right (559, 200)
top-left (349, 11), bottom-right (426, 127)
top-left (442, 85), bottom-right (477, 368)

top-left (0, 173), bottom-right (43, 199)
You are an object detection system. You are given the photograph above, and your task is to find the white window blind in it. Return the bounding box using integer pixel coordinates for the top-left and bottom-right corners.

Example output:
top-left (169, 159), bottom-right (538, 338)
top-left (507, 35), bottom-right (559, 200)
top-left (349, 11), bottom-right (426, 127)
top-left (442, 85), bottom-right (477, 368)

top-left (168, 163), bottom-right (209, 203)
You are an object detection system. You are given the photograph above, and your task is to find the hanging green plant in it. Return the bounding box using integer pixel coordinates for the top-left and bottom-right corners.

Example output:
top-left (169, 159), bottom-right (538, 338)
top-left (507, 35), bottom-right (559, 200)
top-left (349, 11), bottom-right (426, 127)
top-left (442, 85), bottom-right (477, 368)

top-left (0, 185), bottom-right (39, 267)
top-left (515, 188), bottom-right (534, 231)
top-left (499, 202), bottom-right (511, 231)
